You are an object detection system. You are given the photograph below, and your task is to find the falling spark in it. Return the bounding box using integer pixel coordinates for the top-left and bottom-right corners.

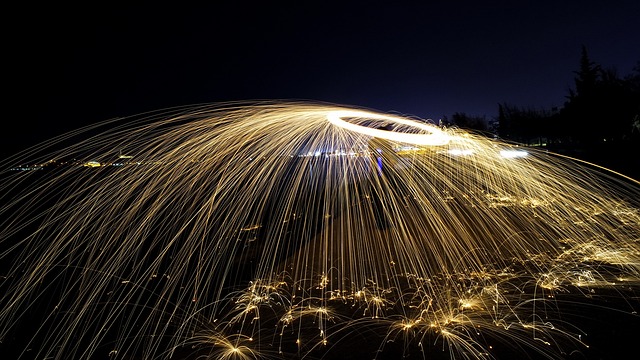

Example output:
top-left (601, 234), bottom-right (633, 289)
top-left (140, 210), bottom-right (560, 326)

top-left (0, 101), bottom-right (639, 359)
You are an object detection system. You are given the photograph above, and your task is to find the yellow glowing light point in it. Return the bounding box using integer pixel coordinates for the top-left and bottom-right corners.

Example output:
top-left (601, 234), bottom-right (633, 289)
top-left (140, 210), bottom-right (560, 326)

top-left (402, 321), bottom-right (416, 330)
top-left (84, 160), bottom-right (101, 167)
top-left (326, 109), bottom-right (451, 145)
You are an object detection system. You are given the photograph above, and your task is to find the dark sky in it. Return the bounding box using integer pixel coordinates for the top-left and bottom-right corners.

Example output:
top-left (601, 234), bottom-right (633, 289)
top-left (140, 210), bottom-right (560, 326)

top-left (4, 1), bottom-right (640, 156)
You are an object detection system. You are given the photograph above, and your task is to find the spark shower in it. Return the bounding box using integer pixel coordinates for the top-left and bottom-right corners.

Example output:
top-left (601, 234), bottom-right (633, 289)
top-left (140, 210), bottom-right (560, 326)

top-left (1, 101), bottom-right (639, 359)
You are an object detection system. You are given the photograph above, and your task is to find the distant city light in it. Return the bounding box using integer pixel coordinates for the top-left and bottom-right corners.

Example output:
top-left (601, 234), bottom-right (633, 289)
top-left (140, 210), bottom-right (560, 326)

top-left (448, 149), bottom-right (474, 156)
top-left (500, 149), bottom-right (528, 158)
top-left (84, 161), bottom-right (102, 167)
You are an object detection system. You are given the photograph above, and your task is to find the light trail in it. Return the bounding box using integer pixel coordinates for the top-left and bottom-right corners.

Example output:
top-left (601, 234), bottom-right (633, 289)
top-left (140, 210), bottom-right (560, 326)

top-left (326, 109), bottom-right (451, 146)
top-left (0, 101), bottom-right (638, 359)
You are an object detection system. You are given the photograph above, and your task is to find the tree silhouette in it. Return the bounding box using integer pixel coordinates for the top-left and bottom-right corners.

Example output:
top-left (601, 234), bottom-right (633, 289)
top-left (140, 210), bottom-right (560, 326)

top-left (572, 45), bottom-right (600, 98)
top-left (448, 112), bottom-right (489, 133)
top-left (497, 103), bottom-right (557, 146)
top-left (494, 49), bottom-right (639, 178)
top-left (560, 46), bottom-right (639, 146)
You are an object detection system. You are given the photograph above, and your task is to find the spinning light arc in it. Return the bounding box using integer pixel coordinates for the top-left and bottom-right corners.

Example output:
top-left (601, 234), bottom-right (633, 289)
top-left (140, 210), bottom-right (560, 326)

top-left (326, 109), bottom-right (451, 146)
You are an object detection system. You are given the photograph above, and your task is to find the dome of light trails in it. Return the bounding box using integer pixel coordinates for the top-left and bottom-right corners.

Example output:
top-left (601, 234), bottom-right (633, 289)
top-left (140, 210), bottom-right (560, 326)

top-left (1, 101), bottom-right (639, 359)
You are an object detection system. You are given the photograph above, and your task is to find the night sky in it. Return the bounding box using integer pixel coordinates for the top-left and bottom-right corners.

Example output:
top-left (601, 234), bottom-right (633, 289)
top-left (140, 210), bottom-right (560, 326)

top-left (2, 4), bottom-right (640, 359)
top-left (4, 1), bottom-right (640, 156)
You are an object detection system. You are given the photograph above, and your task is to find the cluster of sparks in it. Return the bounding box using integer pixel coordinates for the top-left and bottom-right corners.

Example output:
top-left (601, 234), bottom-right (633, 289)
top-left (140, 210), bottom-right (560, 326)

top-left (0, 101), bottom-right (639, 359)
